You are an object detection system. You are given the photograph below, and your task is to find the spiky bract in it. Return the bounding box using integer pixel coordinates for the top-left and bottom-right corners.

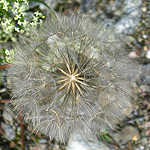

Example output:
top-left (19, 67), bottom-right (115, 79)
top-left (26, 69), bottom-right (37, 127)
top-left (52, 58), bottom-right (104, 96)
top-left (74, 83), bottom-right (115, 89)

top-left (7, 13), bottom-right (136, 142)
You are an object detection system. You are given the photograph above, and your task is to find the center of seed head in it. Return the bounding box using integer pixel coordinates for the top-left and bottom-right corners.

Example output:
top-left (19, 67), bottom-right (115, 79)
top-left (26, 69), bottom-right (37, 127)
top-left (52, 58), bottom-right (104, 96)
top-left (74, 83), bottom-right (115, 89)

top-left (70, 75), bottom-right (75, 81)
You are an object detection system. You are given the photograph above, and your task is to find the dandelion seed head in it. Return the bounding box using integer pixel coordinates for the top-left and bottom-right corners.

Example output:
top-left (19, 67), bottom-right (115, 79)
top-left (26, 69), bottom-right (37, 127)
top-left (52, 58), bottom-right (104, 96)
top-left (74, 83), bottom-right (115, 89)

top-left (7, 12), bottom-right (137, 143)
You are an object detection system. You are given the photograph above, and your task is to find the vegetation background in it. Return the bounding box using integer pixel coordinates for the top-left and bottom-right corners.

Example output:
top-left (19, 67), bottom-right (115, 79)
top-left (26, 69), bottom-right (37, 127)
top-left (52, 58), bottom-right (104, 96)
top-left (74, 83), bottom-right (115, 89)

top-left (0, 0), bottom-right (149, 150)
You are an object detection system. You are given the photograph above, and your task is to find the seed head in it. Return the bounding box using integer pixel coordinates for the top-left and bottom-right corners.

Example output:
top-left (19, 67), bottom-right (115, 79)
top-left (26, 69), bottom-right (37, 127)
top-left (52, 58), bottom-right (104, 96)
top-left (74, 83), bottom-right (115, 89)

top-left (7, 13), bottom-right (137, 142)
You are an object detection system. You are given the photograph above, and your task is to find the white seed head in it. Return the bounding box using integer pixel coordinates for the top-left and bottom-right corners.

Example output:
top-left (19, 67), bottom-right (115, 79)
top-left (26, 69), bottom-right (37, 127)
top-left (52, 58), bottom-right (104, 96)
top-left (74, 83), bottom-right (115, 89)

top-left (7, 12), bottom-right (137, 143)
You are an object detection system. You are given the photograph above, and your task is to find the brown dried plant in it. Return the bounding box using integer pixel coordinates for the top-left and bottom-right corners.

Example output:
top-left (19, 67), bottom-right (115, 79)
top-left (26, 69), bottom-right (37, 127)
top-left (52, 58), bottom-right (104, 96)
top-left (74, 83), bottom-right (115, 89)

top-left (7, 13), bottom-right (137, 142)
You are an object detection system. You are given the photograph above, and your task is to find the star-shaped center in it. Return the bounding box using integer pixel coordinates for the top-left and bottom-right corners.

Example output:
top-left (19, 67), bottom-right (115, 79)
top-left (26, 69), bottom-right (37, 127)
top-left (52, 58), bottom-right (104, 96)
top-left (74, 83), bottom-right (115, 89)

top-left (70, 75), bottom-right (75, 81)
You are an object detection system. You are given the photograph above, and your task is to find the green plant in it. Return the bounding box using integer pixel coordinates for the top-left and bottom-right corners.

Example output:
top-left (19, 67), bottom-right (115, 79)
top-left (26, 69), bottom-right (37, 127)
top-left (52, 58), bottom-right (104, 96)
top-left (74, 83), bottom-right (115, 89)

top-left (99, 129), bottom-right (111, 142)
top-left (7, 12), bottom-right (137, 142)
top-left (0, 0), bottom-right (45, 42)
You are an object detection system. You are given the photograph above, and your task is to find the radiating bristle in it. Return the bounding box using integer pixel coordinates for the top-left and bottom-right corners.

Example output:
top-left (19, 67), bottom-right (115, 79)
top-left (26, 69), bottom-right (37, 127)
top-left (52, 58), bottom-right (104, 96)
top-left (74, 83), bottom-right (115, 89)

top-left (7, 12), bottom-right (137, 143)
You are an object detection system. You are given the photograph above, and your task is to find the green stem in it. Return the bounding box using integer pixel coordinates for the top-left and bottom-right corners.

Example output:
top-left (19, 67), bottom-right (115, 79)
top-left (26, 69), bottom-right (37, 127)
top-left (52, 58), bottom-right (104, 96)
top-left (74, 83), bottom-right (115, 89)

top-left (28, 0), bottom-right (53, 18)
